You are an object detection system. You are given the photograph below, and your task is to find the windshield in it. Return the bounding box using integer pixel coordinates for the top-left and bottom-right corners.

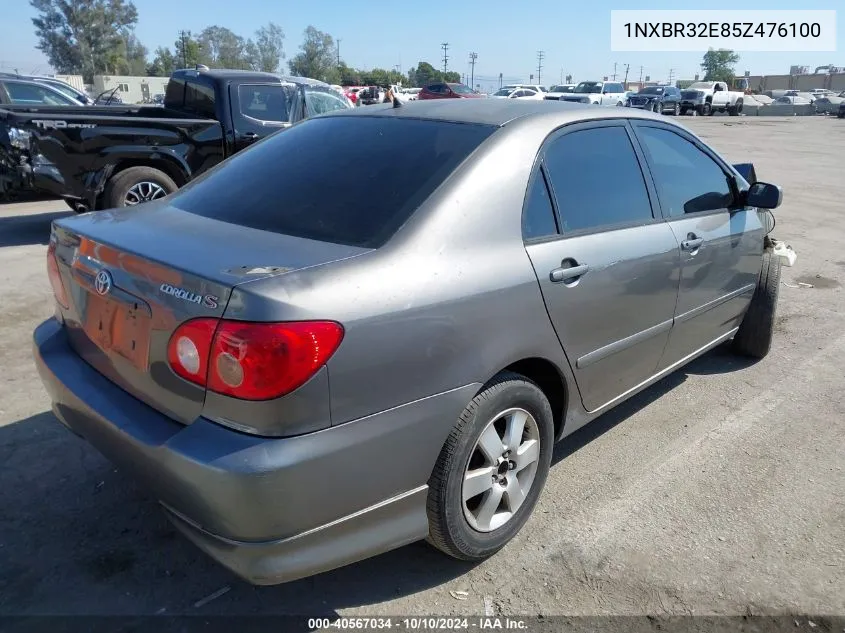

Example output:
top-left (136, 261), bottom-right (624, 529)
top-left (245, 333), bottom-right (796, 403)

top-left (38, 80), bottom-right (86, 102)
top-left (493, 88), bottom-right (512, 97)
top-left (687, 82), bottom-right (714, 90)
top-left (574, 82), bottom-right (602, 94)
top-left (450, 83), bottom-right (474, 95)
top-left (170, 117), bottom-right (496, 249)
top-left (550, 85), bottom-right (573, 93)
top-left (304, 86), bottom-right (353, 114)
top-left (639, 87), bottom-right (664, 95)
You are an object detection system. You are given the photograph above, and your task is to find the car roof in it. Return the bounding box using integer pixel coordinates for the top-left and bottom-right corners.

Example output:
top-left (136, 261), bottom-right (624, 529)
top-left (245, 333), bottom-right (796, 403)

top-left (320, 98), bottom-right (686, 128)
top-left (171, 68), bottom-right (329, 87)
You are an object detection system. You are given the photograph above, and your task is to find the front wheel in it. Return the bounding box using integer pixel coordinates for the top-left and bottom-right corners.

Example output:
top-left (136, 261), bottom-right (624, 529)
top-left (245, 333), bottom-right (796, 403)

top-left (103, 166), bottom-right (178, 209)
top-left (672, 102), bottom-right (680, 116)
top-left (732, 249), bottom-right (782, 359)
top-left (426, 372), bottom-right (554, 561)
top-left (679, 106), bottom-right (689, 116)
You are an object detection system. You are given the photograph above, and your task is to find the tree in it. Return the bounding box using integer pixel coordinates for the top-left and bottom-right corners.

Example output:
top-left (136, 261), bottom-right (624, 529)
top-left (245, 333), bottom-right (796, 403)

top-left (30, 0), bottom-right (140, 82)
top-left (444, 71), bottom-right (461, 83)
top-left (118, 32), bottom-right (148, 75)
top-left (701, 49), bottom-right (740, 83)
top-left (409, 61), bottom-right (442, 87)
top-left (288, 26), bottom-right (337, 81)
top-left (253, 22), bottom-right (285, 72)
top-left (147, 46), bottom-right (175, 76)
top-left (174, 30), bottom-right (205, 68)
top-left (199, 25), bottom-right (251, 69)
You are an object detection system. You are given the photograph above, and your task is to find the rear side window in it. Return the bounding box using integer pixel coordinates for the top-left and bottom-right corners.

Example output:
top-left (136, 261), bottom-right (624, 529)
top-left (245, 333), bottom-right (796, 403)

top-left (164, 77), bottom-right (185, 108)
top-left (238, 84), bottom-right (291, 122)
top-left (522, 171), bottom-right (558, 239)
top-left (170, 117), bottom-right (496, 248)
top-left (184, 79), bottom-right (216, 118)
top-left (543, 126), bottom-right (653, 233)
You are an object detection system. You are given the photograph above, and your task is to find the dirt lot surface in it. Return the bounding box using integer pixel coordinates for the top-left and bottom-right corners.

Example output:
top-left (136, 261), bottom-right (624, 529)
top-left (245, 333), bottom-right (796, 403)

top-left (0, 117), bottom-right (843, 619)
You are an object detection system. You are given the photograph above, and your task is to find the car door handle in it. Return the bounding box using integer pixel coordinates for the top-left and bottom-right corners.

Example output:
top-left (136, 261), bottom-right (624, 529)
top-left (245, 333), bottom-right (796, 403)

top-left (239, 132), bottom-right (259, 141)
top-left (550, 263), bottom-right (589, 283)
top-left (681, 237), bottom-right (704, 251)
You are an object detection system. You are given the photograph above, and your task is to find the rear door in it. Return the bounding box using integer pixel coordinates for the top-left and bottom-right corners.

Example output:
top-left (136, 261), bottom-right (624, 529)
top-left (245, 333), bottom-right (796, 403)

top-left (229, 82), bottom-right (294, 152)
top-left (630, 122), bottom-right (764, 370)
top-left (523, 121), bottom-right (681, 413)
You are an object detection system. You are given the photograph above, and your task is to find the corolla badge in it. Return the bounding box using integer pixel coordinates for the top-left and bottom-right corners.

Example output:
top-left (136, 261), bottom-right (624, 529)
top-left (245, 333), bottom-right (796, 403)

top-left (94, 270), bottom-right (113, 296)
top-left (159, 283), bottom-right (219, 309)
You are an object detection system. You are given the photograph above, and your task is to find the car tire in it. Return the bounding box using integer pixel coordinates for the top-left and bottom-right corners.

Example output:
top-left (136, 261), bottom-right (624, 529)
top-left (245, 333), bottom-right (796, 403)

top-left (736, 99), bottom-right (744, 114)
top-left (703, 102), bottom-right (713, 116)
top-left (672, 102), bottom-right (680, 116)
top-left (103, 166), bottom-right (178, 209)
top-left (732, 249), bottom-right (782, 359)
top-left (426, 371), bottom-right (554, 561)
top-left (680, 106), bottom-right (689, 115)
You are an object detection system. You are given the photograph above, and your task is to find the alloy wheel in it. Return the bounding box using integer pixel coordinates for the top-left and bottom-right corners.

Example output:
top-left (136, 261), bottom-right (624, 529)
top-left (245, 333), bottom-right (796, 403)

top-left (462, 407), bottom-right (541, 532)
top-left (125, 181), bottom-right (167, 206)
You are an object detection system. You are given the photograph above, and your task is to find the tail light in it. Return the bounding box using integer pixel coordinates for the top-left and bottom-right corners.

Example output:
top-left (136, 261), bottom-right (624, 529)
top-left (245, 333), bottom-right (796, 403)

top-left (46, 239), bottom-right (69, 309)
top-left (167, 319), bottom-right (344, 401)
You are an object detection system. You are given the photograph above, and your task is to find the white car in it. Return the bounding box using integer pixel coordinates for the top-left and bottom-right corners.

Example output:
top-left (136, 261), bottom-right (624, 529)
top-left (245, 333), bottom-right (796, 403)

top-left (544, 84), bottom-right (576, 100)
top-left (502, 84), bottom-right (548, 94)
top-left (401, 88), bottom-right (421, 100)
top-left (490, 87), bottom-right (545, 101)
top-left (558, 81), bottom-right (627, 106)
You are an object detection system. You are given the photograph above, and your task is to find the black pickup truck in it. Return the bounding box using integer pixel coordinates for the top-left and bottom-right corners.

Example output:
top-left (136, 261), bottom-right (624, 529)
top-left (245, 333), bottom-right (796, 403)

top-left (0, 68), bottom-right (352, 211)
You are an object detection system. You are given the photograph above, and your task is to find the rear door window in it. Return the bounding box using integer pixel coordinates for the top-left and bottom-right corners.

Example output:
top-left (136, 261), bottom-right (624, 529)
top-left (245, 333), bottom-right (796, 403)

top-left (170, 117), bottom-right (496, 248)
top-left (543, 125), bottom-right (654, 233)
top-left (183, 79), bottom-right (216, 118)
top-left (4, 81), bottom-right (76, 105)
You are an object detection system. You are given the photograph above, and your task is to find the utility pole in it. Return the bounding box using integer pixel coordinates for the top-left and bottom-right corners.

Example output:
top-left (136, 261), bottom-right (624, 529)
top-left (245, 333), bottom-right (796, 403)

top-left (499, 72), bottom-right (503, 89)
top-left (441, 43), bottom-right (449, 74)
top-left (536, 51), bottom-right (544, 84)
top-left (179, 30), bottom-right (188, 68)
top-left (623, 63), bottom-right (630, 88)
top-left (668, 68), bottom-right (676, 85)
top-left (639, 65), bottom-right (644, 84)
top-left (337, 39), bottom-right (341, 67)
top-left (560, 68), bottom-right (564, 83)
top-left (612, 62), bottom-right (617, 81)
top-left (469, 52), bottom-right (477, 89)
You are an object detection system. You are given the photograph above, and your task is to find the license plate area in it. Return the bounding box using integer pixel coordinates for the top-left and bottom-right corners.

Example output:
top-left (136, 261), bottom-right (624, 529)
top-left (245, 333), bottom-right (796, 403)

top-left (80, 284), bottom-right (152, 371)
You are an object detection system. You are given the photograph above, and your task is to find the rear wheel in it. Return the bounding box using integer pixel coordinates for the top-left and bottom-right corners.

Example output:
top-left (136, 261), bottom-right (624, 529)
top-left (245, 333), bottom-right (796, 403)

top-left (427, 372), bottom-right (554, 561)
top-left (103, 166), bottom-right (178, 209)
top-left (732, 249), bottom-right (782, 359)
top-left (672, 102), bottom-right (680, 116)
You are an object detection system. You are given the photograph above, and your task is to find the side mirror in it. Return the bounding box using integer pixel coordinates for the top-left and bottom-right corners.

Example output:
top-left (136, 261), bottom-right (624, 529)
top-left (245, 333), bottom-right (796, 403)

top-left (744, 182), bottom-right (782, 210)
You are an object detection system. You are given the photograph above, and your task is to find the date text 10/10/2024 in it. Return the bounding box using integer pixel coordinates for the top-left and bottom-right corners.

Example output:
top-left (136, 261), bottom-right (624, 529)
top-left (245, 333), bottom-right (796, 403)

top-left (308, 617), bottom-right (529, 630)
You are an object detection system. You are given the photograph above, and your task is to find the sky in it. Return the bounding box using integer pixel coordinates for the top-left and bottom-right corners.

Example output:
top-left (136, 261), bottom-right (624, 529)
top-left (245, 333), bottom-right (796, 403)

top-left (1, 0), bottom-right (842, 93)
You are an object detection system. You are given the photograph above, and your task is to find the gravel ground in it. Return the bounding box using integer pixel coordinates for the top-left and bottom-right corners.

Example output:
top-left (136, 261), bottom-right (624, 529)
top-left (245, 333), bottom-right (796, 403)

top-left (0, 117), bottom-right (843, 619)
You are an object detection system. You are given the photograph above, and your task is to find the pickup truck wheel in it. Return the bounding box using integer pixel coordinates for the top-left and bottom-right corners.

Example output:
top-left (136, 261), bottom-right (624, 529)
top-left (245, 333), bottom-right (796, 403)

top-left (426, 371), bottom-right (553, 561)
top-left (732, 249), bottom-right (782, 359)
top-left (104, 166), bottom-right (178, 209)
top-left (703, 102), bottom-right (713, 116)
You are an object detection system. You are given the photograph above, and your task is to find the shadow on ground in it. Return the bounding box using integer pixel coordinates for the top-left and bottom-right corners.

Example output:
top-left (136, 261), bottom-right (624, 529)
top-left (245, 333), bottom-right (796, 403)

top-left (0, 345), bottom-right (750, 617)
top-left (0, 211), bottom-right (71, 247)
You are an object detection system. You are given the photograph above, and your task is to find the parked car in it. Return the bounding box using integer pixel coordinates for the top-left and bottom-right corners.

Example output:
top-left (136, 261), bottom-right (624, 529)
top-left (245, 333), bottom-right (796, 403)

top-left (544, 84), bottom-right (576, 100)
top-left (0, 77), bottom-right (81, 107)
top-left (625, 85), bottom-right (682, 115)
top-left (811, 96), bottom-right (844, 114)
top-left (501, 84), bottom-right (547, 95)
top-left (0, 72), bottom-right (94, 105)
top-left (775, 95), bottom-right (813, 105)
top-left (0, 68), bottom-right (352, 211)
top-left (401, 87), bottom-right (421, 100)
top-left (33, 100), bottom-right (785, 586)
top-left (418, 82), bottom-right (485, 99)
top-left (559, 81), bottom-right (626, 106)
top-left (679, 81), bottom-right (745, 116)
top-left (491, 87), bottom-right (544, 101)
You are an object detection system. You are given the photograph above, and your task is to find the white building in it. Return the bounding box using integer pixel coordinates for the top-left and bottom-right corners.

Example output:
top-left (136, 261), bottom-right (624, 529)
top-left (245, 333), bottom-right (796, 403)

top-left (92, 75), bottom-right (170, 103)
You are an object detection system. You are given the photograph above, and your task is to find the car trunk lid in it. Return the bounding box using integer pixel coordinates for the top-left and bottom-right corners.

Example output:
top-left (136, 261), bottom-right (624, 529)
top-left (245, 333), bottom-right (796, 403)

top-left (49, 203), bottom-right (369, 425)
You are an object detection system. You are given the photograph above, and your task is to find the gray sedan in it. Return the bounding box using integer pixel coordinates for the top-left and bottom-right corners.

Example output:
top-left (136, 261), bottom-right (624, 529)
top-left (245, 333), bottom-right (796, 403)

top-left (34, 99), bottom-right (784, 585)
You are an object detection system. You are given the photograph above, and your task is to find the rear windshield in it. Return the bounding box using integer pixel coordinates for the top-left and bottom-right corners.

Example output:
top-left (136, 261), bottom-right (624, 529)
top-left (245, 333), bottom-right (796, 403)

top-left (169, 116), bottom-right (496, 248)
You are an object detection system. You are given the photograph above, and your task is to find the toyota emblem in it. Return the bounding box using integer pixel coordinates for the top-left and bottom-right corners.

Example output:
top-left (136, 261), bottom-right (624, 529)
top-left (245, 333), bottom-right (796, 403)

top-left (94, 270), bottom-right (113, 296)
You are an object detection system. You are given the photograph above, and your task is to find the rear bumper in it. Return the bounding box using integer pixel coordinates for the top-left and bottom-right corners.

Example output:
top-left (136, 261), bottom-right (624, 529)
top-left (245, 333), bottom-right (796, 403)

top-left (33, 317), bottom-right (479, 584)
